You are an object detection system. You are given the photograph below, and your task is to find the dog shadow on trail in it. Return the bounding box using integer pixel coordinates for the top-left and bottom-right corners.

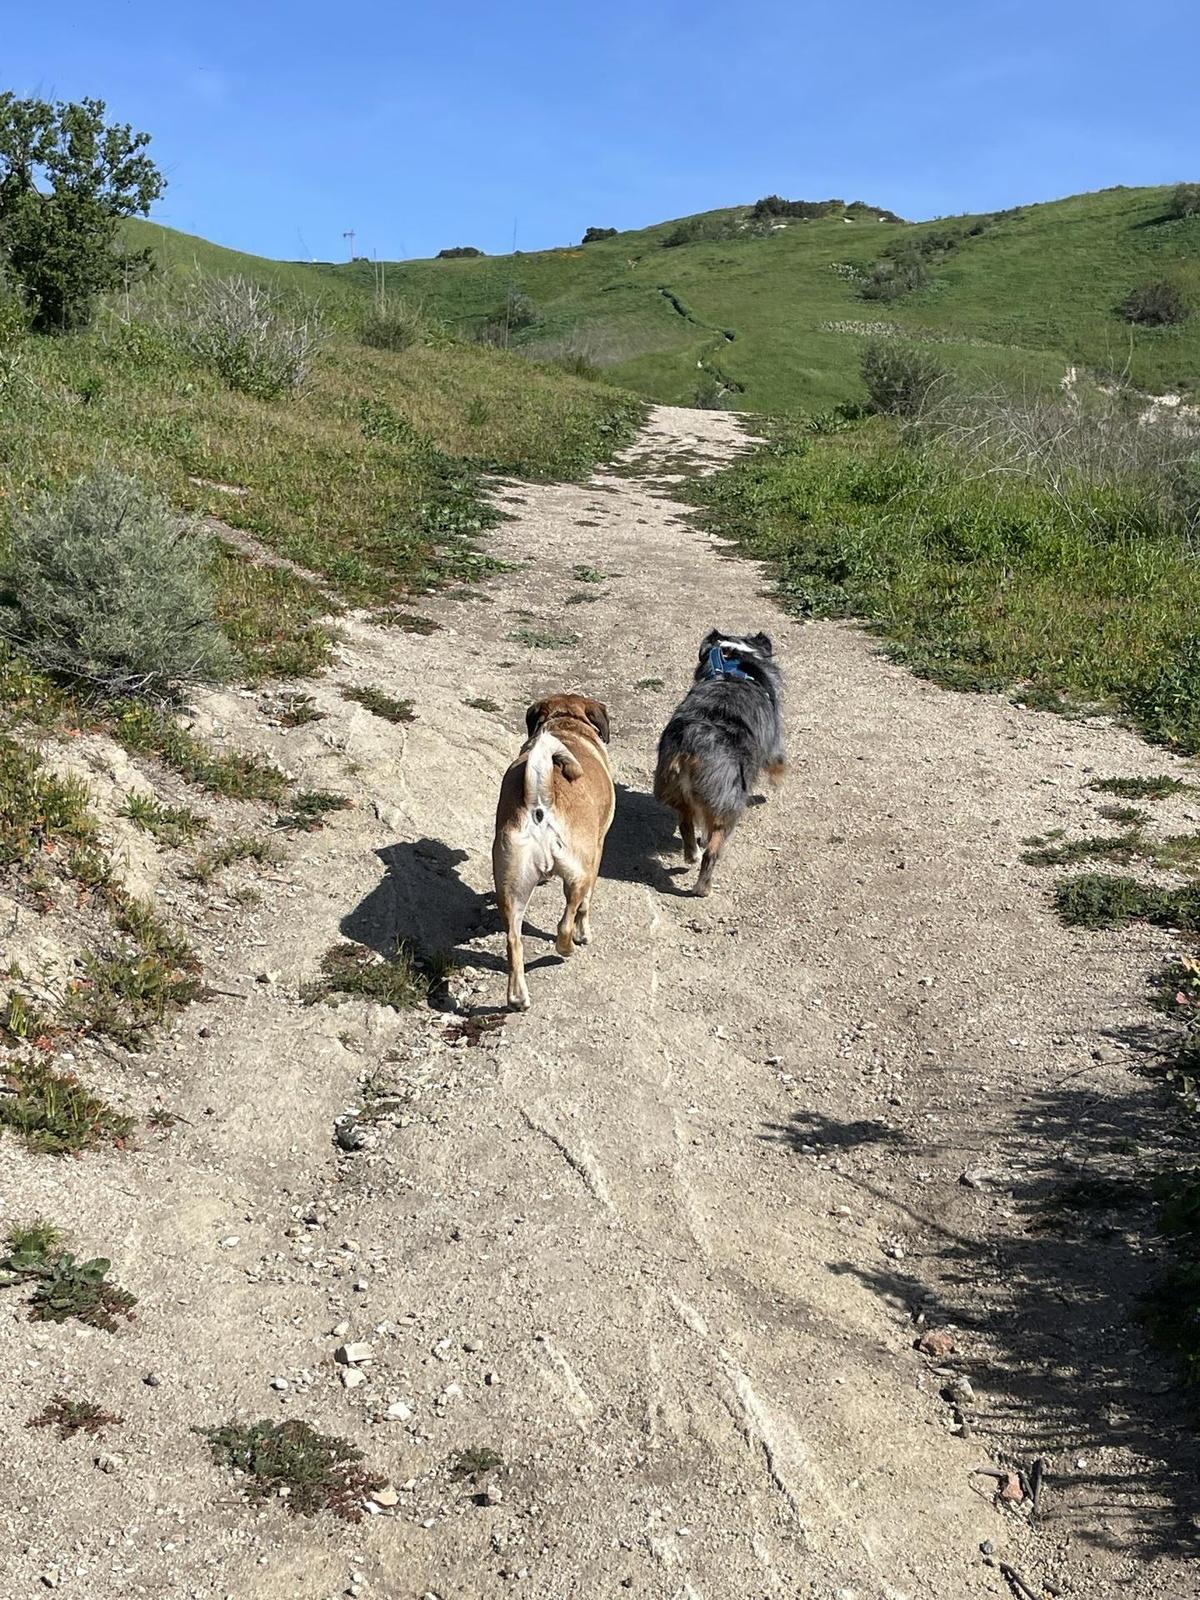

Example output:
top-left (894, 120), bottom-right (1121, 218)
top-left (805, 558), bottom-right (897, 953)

top-left (604, 783), bottom-right (691, 893)
top-left (341, 837), bottom-right (559, 979)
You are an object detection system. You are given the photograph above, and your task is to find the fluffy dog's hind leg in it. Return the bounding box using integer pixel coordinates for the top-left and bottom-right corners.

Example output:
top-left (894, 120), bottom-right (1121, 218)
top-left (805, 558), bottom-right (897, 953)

top-left (694, 823), bottom-right (728, 897)
top-left (677, 803), bottom-right (700, 865)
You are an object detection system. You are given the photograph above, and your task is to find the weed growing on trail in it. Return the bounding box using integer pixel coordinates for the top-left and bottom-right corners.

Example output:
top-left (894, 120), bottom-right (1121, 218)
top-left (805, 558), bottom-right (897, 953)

top-left (277, 790), bottom-right (352, 832)
top-left (1, 991), bottom-right (56, 1049)
top-left (369, 610), bottom-right (440, 634)
top-left (1097, 804), bottom-right (1152, 828)
top-left (186, 835), bottom-right (278, 884)
top-left (196, 1418), bottom-right (385, 1521)
top-left (464, 696), bottom-right (501, 713)
top-left (62, 948), bottom-right (204, 1049)
top-left (28, 1394), bottom-right (124, 1440)
top-left (635, 677), bottom-right (665, 691)
top-left (301, 940), bottom-right (430, 1010)
top-left (268, 692), bottom-right (324, 728)
top-left (119, 792), bottom-right (207, 846)
top-left (0, 1226), bottom-right (136, 1331)
top-left (1023, 833), bottom-right (1140, 869)
top-left (0, 736), bottom-right (96, 868)
top-left (507, 626), bottom-right (579, 650)
top-left (343, 684), bottom-right (415, 723)
top-left (1089, 776), bottom-right (1190, 801)
top-left (0, 1056), bottom-right (134, 1155)
top-left (570, 564), bottom-right (608, 584)
top-left (449, 1445), bottom-right (504, 1480)
top-left (1053, 874), bottom-right (1200, 931)
top-left (565, 590), bottom-right (603, 605)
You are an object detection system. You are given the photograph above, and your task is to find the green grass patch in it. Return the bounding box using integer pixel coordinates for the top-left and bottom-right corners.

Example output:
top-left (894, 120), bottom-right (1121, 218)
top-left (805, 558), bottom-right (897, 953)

top-left (0, 735), bottom-right (96, 868)
top-left (369, 610), bottom-right (440, 634)
top-left (342, 685), bottom-right (415, 723)
top-left (507, 626), bottom-right (579, 650)
top-left (185, 834), bottom-right (278, 883)
top-left (1090, 775), bottom-right (1191, 801)
top-left (689, 418), bottom-right (1200, 751)
top-left (449, 1445), bottom-right (504, 1480)
top-left (301, 940), bottom-right (431, 1010)
top-left (570, 564), bottom-right (608, 584)
top-left (277, 789), bottom-right (352, 832)
top-left (119, 792), bottom-right (208, 847)
top-left (62, 948), bottom-right (204, 1049)
top-left (464, 696), bottom-right (501, 713)
top-left (196, 1418), bottom-right (385, 1521)
top-left (1053, 873), bottom-right (1200, 931)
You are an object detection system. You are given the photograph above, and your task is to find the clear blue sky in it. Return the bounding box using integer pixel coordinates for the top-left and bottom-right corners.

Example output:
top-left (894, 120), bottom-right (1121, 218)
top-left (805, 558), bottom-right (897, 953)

top-left (7, 1), bottom-right (1197, 262)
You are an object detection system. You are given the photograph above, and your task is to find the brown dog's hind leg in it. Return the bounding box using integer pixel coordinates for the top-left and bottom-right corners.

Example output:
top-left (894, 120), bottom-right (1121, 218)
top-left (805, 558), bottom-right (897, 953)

top-left (556, 871), bottom-right (590, 957)
top-left (496, 850), bottom-right (539, 1011)
top-left (694, 823), bottom-right (728, 897)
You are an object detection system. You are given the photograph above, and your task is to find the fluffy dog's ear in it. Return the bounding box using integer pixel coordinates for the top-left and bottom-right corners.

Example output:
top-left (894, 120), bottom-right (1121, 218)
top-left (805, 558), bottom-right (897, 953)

top-left (698, 628), bottom-right (721, 660)
top-left (748, 631), bottom-right (773, 656)
top-left (583, 699), bottom-right (610, 743)
top-left (525, 700), bottom-right (547, 738)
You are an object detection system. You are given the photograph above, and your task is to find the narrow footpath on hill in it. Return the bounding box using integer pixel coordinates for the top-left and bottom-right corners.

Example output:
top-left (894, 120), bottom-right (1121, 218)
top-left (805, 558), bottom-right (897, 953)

top-left (5, 407), bottom-right (1198, 1600)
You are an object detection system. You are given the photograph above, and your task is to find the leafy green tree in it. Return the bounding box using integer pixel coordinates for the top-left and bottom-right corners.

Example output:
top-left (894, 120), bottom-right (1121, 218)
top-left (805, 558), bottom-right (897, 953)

top-left (0, 93), bottom-right (164, 331)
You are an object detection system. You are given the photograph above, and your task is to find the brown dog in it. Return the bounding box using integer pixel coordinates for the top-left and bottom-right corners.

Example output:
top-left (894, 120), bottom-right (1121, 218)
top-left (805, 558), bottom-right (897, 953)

top-left (492, 694), bottom-right (614, 1010)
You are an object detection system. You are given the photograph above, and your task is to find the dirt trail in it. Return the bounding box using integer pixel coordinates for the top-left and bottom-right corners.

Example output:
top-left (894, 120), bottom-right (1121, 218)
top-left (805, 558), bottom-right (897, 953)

top-left (4, 406), bottom-right (1198, 1598)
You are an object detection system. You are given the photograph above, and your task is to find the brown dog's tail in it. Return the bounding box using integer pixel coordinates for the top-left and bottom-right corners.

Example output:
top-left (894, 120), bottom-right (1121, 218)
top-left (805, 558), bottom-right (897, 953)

top-left (524, 733), bottom-right (582, 818)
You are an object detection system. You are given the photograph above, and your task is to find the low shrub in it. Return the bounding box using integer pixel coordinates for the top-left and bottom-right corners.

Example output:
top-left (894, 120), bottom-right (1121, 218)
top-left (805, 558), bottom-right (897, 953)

top-left (860, 341), bottom-right (948, 416)
top-left (476, 289), bottom-right (539, 345)
top-left (436, 246), bottom-right (483, 259)
top-left (359, 298), bottom-right (427, 352)
top-left (171, 273), bottom-right (326, 397)
top-left (1, 468), bottom-right (234, 697)
top-left (1121, 279), bottom-right (1190, 327)
top-left (581, 227), bottom-right (617, 243)
top-left (1167, 183), bottom-right (1200, 220)
top-left (859, 249), bottom-right (929, 301)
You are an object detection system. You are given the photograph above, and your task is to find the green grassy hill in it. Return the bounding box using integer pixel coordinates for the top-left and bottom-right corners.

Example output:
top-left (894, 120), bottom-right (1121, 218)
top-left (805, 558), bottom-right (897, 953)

top-left (280, 186), bottom-right (1200, 413)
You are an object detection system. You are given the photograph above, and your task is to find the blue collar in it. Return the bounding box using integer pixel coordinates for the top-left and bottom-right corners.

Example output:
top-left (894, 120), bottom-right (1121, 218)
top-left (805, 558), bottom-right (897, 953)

top-left (699, 644), bottom-right (754, 682)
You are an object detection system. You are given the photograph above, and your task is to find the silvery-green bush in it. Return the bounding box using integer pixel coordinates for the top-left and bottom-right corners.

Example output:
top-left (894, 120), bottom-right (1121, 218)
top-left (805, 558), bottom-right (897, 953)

top-left (2, 468), bottom-right (234, 696)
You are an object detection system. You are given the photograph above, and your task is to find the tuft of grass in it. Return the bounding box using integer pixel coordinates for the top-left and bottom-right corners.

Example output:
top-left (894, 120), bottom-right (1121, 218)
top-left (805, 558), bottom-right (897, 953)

top-left (635, 677), bottom-right (665, 691)
top-left (565, 590), bottom-right (603, 605)
top-left (1053, 873), bottom-right (1200, 931)
top-left (370, 610), bottom-right (440, 634)
top-left (464, 696), bottom-right (501, 713)
top-left (119, 792), bottom-right (208, 847)
top-left (0, 735), bottom-right (96, 869)
top-left (62, 949), bottom-right (204, 1050)
top-left (114, 703), bottom-right (287, 802)
top-left (196, 1418), bottom-right (385, 1521)
top-left (449, 1445), bottom-right (504, 1480)
top-left (301, 940), bottom-right (431, 1010)
top-left (29, 1394), bottom-right (124, 1440)
top-left (507, 626), bottom-right (580, 650)
top-left (1089, 775), bottom-right (1190, 801)
top-left (277, 789), bottom-right (352, 832)
top-left (268, 692), bottom-right (324, 728)
top-left (1097, 804), bottom-right (1152, 827)
top-left (0, 1056), bottom-right (134, 1156)
top-left (570, 564), bottom-right (608, 584)
top-left (186, 834), bottom-right (278, 884)
top-left (342, 685), bottom-right (415, 724)
top-left (1022, 832), bottom-right (1139, 869)
top-left (1, 990), bottom-right (57, 1049)
top-left (0, 1227), bottom-right (136, 1331)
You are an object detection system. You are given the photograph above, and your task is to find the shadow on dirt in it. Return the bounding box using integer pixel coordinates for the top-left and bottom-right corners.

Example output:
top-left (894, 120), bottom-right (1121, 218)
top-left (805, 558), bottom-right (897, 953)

top-left (771, 1055), bottom-right (1200, 1564)
top-left (603, 783), bottom-right (680, 891)
top-left (342, 838), bottom-right (558, 978)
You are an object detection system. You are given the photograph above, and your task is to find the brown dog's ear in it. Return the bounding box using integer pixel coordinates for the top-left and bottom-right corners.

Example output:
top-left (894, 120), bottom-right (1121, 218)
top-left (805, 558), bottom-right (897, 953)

top-left (583, 699), bottom-right (610, 743)
top-left (525, 700), bottom-right (547, 738)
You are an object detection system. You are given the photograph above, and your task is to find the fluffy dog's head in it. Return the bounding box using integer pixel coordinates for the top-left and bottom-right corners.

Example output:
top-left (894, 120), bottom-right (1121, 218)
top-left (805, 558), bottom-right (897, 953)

top-left (525, 693), bottom-right (610, 744)
top-left (694, 629), bottom-right (774, 678)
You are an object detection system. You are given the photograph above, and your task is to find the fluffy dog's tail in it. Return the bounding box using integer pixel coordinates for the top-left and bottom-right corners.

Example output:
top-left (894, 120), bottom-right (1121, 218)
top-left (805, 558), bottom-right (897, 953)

top-left (524, 732), bottom-right (582, 823)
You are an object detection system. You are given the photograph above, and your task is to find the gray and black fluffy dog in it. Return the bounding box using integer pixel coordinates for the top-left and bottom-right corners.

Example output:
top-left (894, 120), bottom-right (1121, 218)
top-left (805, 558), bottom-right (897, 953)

top-left (653, 629), bottom-right (785, 896)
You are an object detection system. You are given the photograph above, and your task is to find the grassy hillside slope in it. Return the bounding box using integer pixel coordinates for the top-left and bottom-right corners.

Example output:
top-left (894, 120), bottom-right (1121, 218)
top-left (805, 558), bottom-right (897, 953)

top-left (307, 186), bottom-right (1200, 412)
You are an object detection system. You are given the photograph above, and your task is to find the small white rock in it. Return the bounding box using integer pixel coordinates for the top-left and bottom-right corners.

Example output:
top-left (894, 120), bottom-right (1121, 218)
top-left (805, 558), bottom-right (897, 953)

top-left (336, 1341), bottom-right (374, 1365)
top-left (341, 1367), bottom-right (366, 1389)
top-left (385, 1400), bottom-right (413, 1422)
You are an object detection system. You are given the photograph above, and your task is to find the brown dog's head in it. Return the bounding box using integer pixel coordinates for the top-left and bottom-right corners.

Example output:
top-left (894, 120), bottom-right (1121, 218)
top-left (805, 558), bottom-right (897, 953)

top-left (525, 693), bottom-right (610, 744)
